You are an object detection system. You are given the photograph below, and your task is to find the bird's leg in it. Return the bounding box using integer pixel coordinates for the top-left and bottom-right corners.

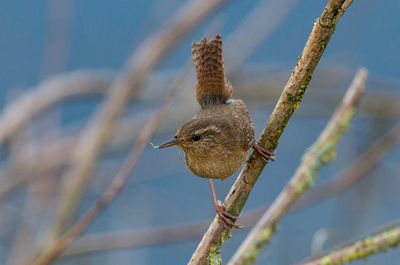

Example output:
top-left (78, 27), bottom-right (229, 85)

top-left (253, 144), bottom-right (275, 163)
top-left (208, 179), bottom-right (240, 229)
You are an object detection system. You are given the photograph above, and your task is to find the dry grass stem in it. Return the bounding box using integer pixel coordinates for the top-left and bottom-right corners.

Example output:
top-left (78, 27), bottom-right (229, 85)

top-left (189, 1), bottom-right (355, 264)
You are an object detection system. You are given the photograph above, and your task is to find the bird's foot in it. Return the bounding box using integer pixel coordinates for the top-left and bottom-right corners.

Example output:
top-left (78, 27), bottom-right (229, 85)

top-left (215, 201), bottom-right (241, 229)
top-left (253, 144), bottom-right (275, 163)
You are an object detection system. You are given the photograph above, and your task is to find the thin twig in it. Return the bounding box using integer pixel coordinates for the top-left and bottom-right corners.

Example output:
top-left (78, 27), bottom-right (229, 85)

top-left (28, 64), bottom-right (188, 265)
top-left (188, 1), bottom-right (355, 264)
top-left (49, 0), bottom-right (233, 242)
top-left (227, 68), bottom-right (366, 265)
top-left (0, 71), bottom-right (111, 145)
top-left (292, 122), bottom-right (400, 211)
top-left (297, 221), bottom-right (400, 265)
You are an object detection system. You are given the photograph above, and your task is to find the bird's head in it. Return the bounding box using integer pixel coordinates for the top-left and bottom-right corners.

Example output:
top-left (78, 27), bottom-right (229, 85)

top-left (157, 117), bottom-right (234, 155)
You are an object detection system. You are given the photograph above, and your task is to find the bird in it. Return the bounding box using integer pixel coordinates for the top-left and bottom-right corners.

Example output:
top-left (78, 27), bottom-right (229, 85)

top-left (157, 34), bottom-right (274, 228)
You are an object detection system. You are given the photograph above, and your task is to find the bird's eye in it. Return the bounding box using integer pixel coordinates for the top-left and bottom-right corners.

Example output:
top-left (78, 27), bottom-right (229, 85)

top-left (192, 134), bottom-right (201, 141)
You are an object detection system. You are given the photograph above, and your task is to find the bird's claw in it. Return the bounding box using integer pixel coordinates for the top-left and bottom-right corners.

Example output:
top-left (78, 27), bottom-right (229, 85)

top-left (215, 204), bottom-right (242, 229)
top-left (253, 144), bottom-right (275, 163)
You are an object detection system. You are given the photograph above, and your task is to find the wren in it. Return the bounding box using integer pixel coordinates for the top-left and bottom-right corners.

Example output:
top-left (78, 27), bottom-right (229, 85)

top-left (157, 34), bottom-right (274, 228)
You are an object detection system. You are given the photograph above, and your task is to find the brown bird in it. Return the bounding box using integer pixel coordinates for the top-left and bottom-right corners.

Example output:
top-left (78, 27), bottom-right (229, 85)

top-left (157, 34), bottom-right (274, 228)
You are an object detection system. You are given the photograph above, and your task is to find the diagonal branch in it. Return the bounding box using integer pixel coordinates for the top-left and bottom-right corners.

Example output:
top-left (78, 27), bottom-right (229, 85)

top-left (188, 1), bottom-right (355, 264)
top-left (227, 68), bottom-right (366, 265)
top-left (297, 221), bottom-right (400, 265)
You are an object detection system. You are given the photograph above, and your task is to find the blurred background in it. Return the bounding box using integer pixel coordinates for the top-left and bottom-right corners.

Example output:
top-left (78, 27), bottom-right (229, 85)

top-left (0, 0), bottom-right (399, 264)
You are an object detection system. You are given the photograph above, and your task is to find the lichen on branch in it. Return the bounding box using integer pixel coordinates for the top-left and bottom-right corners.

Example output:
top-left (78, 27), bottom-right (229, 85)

top-left (188, 1), bottom-right (356, 264)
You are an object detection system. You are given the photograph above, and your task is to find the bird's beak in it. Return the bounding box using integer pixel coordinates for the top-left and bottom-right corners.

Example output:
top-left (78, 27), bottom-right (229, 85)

top-left (157, 138), bottom-right (178, 148)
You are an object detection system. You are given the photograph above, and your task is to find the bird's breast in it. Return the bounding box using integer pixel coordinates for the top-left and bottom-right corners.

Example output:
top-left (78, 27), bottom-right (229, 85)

top-left (184, 148), bottom-right (250, 180)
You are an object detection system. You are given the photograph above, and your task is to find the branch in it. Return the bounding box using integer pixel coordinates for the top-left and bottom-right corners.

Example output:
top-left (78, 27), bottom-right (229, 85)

top-left (292, 122), bottom-right (400, 211)
top-left (297, 222), bottom-right (400, 265)
top-left (189, 1), bottom-right (355, 264)
top-left (49, 0), bottom-right (233, 242)
top-left (28, 63), bottom-right (188, 265)
top-left (227, 68), bottom-right (366, 265)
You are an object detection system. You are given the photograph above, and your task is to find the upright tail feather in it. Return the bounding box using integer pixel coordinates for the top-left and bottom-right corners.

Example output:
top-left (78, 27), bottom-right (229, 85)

top-left (192, 34), bottom-right (232, 108)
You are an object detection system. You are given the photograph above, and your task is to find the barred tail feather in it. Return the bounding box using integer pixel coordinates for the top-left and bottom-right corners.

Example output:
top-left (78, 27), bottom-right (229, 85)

top-left (192, 34), bottom-right (232, 108)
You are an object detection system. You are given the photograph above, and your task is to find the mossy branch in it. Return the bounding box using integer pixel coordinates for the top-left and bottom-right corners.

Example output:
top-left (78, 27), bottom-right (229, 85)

top-left (297, 222), bottom-right (400, 265)
top-left (227, 68), bottom-right (366, 265)
top-left (188, 1), bottom-right (355, 264)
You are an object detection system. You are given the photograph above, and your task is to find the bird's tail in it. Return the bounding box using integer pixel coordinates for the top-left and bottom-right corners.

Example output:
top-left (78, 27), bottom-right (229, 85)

top-left (191, 34), bottom-right (232, 108)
